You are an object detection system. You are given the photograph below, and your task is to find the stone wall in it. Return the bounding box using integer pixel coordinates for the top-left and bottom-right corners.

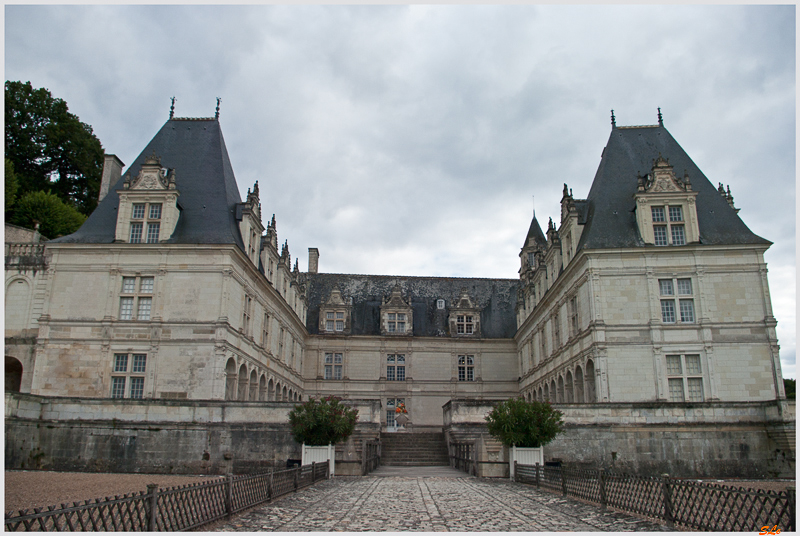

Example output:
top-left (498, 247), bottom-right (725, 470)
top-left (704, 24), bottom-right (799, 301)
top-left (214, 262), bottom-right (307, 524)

top-left (5, 393), bottom-right (380, 474)
top-left (442, 399), bottom-right (795, 478)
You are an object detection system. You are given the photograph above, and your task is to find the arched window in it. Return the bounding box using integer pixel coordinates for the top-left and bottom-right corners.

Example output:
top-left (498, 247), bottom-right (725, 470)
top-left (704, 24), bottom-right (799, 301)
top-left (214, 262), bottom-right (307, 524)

top-left (258, 375), bottom-right (267, 401)
top-left (586, 360), bottom-right (596, 402)
top-left (5, 356), bottom-right (23, 392)
top-left (225, 358), bottom-right (237, 400)
top-left (550, 380), bottom-right (557, 403)
top-left (574, 366), bottom-right (584, 403)
top-left (268, 378), bottom-right (275, 401)
top-left (249, 370), bottom-right (258, 401)
top-left (543, 384), bottom-right (549, 403)
top-left (565, 371), bottom-right (574, 403)
top-left (237, 364), bottom-right (248, 400)
top-left (557, 375), bottom-right (564, 403)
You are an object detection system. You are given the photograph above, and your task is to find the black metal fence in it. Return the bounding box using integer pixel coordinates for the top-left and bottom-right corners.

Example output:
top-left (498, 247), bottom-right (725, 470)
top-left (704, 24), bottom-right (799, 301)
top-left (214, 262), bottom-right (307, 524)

top-left (450, 442), bottom-right (477, 476)
top-left (515, 462), bottom-right (796, 532)
top-left (5, 461), bottom-right (330, 532)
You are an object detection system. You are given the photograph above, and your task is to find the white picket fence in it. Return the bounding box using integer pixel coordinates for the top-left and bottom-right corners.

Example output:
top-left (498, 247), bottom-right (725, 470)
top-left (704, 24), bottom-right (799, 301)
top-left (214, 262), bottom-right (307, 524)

top-left (509, 446), bottom-right (542, 479)
top-left (302, 444), bottom-right (335, 476)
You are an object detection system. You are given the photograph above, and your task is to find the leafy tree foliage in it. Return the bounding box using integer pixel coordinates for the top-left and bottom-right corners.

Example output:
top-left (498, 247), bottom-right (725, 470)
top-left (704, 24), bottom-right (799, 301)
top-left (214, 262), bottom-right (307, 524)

top-left (784, 378), bottom-right (795, 400)
top-left (288, 396), bottom-right (358, 446)
top-left (5, 158), bottom-right (19, 213)
top-left (10, 190), bottom-right (87, 238)
top-left (5, 81), bottom-right (104, 216)
top-left (485, 397), bottom-right (564, 448)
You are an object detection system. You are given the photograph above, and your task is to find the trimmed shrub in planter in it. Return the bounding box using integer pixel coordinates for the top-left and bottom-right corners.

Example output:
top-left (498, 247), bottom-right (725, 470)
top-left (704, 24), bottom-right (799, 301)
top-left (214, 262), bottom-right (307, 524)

top-left (289, 395), bottom-right (358, 446)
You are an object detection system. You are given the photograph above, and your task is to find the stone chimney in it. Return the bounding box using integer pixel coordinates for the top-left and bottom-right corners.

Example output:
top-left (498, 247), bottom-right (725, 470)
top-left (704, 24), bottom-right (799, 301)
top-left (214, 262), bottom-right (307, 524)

top-left (99, 155), bottom-right (125, 202)
top-left (308, 248), bottom-right (319, 274)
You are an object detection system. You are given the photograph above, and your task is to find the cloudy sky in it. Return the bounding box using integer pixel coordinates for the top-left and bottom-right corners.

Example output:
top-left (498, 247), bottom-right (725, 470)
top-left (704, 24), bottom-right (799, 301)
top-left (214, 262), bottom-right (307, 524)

top-left (5, 5), bottom-right (795, 378)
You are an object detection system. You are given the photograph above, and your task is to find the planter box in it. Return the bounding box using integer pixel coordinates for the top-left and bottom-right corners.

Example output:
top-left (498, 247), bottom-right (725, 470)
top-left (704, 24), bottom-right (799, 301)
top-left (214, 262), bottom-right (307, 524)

top-left (302, 444), bottom-right (335, 476)
top-left (509, 446), bottom-right (542, 480)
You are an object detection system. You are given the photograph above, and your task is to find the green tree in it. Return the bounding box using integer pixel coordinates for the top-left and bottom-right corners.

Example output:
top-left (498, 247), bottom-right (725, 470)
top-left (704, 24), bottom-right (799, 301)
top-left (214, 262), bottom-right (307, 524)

top-left (5, 80), bottom-right (104, 216)
top-left (288, 396), bottom-right (358, 446)
top-left (10, 190), bottom-right (87, 238)
top-left (5, 158), bottom-right (19, 213)
top-left (485, 397), bottom-right (564, 448)
top-left (784, 378), bottom-right (795, 400)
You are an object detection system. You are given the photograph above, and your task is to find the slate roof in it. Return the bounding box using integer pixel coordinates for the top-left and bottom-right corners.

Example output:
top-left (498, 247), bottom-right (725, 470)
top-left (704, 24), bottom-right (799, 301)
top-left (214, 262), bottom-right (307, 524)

top-left (522, 214), bottom-right (547, 249)
top-left (303, 273), bottom-right (519, 338)
top-left (576, 124), bottom-right (770, 251)
top-left (49, 118), bottom-right (246, 251)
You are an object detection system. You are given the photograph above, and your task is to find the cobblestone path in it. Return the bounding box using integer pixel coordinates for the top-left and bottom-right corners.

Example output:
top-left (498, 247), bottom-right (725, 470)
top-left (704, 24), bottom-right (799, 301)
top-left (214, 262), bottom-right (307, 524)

top-left (218, 476), bottom-right (669, 532)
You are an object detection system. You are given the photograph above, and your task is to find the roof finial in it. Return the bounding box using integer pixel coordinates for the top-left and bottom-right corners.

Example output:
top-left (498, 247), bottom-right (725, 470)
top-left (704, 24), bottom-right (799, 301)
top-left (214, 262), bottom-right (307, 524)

top-left (169, 97), bottom-right (176, 119)
top-left (611, 109), bottom-right (616, 128)
top-left (215, 97), bottom-right (221, 120)
top-left (657, 107), bottom-right (663, 126)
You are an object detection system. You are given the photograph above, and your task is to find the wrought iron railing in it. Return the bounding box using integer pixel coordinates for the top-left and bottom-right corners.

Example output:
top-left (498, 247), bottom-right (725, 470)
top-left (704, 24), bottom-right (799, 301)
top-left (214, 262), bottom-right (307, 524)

top-left (5, 461), bottom-right (329, 532)
top-left (514, 462), bottom-right (795, 532)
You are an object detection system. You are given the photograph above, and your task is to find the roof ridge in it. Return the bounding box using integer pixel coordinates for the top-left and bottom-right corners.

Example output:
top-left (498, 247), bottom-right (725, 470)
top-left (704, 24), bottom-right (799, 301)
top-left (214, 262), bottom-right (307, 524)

top-left (616, 124), bottom-right (659, 129)
top-left (307, 272), bottom-right (518, 282)
top-left (171, 117), bottom-right (216, 121)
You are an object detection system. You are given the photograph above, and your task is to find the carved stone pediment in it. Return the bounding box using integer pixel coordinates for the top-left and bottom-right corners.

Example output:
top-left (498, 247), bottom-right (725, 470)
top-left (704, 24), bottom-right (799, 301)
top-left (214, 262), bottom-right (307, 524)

top-left (126, 153), bottom-right (174, 191)
top-left (383, 285), bottom-right (410, 308)
top-left (644, 155), bottom-right (690, 193)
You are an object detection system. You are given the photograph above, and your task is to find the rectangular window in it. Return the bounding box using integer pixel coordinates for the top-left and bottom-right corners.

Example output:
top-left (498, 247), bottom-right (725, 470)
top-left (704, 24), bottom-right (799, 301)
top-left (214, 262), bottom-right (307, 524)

top-left (665, 355), bottom-right (682, 375)
top-left (671, 225), bottom-right (685, 246)
top-left (685, 354), bottom-right (701, 375)
top-left (661, 300), bottom-right (676, 323)
top-left (386, 398), bottom-right (405, 428)
top-left (140, 277), bottom-right (154, 294)
top-left (149, 203), bottom-right (162, 220)
top-left (132, 354), bottom-right (147, 373)
top-left (668, 206), bottom-right (683, 222)
top-left (324, 353), bottom-right (343, 380)
top-left (114, 353), bottom-right (129, 373)
top-left (262, 313), bottom-right (270, 346)
top-left (659, 280), bottom-right (674, 296)
top-left (651, 206), bottom-right (666, 222)
top-left (668, 378), bottom-right (684, 402)
top-left (569, 296), bottom-right (579, 336)
top-left (327, 312), bottom-right (334, 320)
top-left (456, 315), bottom-right (474, 335)
top-left (132, 203), bottom-right (146, 219)
top-left (129, 377), bottom-right (145, 399)
top-left (137, 297), bottom-right (152, 320)
top-left (146, 223), bottom-right (160, 243)
top-left (679, 299), bottom-right (695, 322)
top-left (122, 277), bottom-right (136, 293)
top-left (335, 320), bottom-right (344, 331)
top-left (119, 297), bottom-right (134, 320)
top-left (111, 377), bottom-right (126, 398)
top-left (677, 279), bottom-right (692, 295)
top-left (387, 354), bottom-right (404, 381)
top-left (552, 313), bottom-right (560, 348)
top-left (387, 313), bottom-right (396, 332)
top-left (336, 312), bottom-right (344, 319)
top-left (396, 313), bottom-right (406, 333)
top-left (458, 355), bottom-right (474, 382)
top-left (687, 378), bottom-right (704, 401)
top-left (387, 366), bottom-right (395, 381)
top-left (326, 320), bottom-right (334, 331)
top-left (130, 222), bottom-right (143, 243)
top-left (653, 225), bottom-right (668, 246)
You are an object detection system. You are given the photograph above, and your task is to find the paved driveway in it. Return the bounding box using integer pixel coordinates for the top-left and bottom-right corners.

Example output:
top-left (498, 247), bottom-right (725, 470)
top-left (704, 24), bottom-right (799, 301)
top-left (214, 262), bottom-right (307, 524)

top-left (218, 473), bottom-right (668, 532)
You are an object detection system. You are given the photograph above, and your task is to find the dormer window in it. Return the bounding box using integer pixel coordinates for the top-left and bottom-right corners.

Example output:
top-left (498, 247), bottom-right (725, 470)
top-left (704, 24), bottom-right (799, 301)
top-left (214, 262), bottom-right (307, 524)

top-left (116, 154), bottom-right (179, 245)
top-left (130, 202), bottom-right (162, 243)
top-left (652, 205), bottom-right (685, 246)
top-left (387, 313), bottom-right (406, 333)
top-left (449, 288), bottom-right (481, 338)
top-left (456, 315), bottom-right (474, 334)
top-left (319, 288), bottom-right (352, 335)
top-left (325, 311), bottom-right (346, 332)
top-left (437, 299), bottom-right (445, 310)
top-left (635, 156), bottom-right (698, 247)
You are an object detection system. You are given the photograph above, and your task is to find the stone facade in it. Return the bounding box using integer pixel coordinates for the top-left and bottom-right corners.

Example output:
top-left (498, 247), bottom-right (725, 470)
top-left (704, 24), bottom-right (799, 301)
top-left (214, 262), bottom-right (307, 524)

top-left (4, 114), bottom-right (792, 476)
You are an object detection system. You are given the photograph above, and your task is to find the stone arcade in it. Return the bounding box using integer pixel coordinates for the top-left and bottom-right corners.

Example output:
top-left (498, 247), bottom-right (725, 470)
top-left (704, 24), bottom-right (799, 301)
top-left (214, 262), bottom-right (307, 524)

top-left (5, 110), bottom-right (794, 477)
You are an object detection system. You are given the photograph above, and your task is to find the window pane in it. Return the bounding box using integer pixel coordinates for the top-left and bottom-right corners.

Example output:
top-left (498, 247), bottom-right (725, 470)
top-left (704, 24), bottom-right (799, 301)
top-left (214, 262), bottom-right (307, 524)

top-left (114, 354), bottom-right (129, 372)
top-left (132, 204), bottom-right (146, 219)
top-left (149, 204), bottom-right (162, 219)
top-left (387, 355), bottom-right (395, 363)
top-left (129, 222), bottom-right (143, 243)
top-left (679, 299), bottom-right (695, 323)
top-left (146, 223), bottom-right (160, 243)
top-left (336, 312), bottom-right (344, 319)
top-left (334, 365), bottom-right (343, 380)
top-left (397, 366), bottom-right (405, 381)
top-left (661, 300), bottom-right (676, 323)
top-left (458, 367), bottom-right (466, 381)
top-left (334, 353), bottom-right (343, 363)
top-left (437, 299), bottom-right (445, 309)
top-left (335, 320), bottom-right (344, 331)
top-left (653, 226), bottom-right (668, 246)
top-left (388, 313), bottom-right (395, 321)
top-left (130, 377), bottom-right (144, 399)
top-left (659, 280), bottom-right (674, 295)
top-left (137, 297), bottom-right (152, 320)
top-left (386, 399), bottom-right (395, 408)
top-left (397, 322), bottom-right (405, 332)
top-left (677, 279), bottom-right (692, 295)
top-left (687, 378), bottom-right (704, 401)
top-left (387, 366), bottom-right (395, 381)
top-left (397, 314), bottom-right (405, 321)
top-left (466, 356), bottom-right (474, 365)
top-left (669, 206), bottom-right (683, 222)
top-left (465, 324), bottom-right (473, 334)
top-left (388, 322), bottom-right (395, 332)
top-left (466, 367), bottom-right (474, 381)
top-left (685, 355), bottom-right (702, 374)
top-left (132, 354), bottom-right (147, 373)
top-left (325, 353), bottom-right (333, 363)
top-left (396, 355), bottom-right (405, 363)
top-left (119, 297), bottom-right (134, 320)
top-left (457, 324), bottom-right (465, 334)
top-left (140, 277), bottom-right (154, 294)
top-left (651, 206), bottom-right (666, 222)
top-left (326, 312), bottom-right (334, 319)
top-left (458, 355), bottom-right (466, 365)
top-left (671, 225), bottom-right (685, 246)
top-left (122, 277), bottom-right (136, 293)
top-left (326, 320), bottom-right (334, 331)
top-left (324, 365), bottom-right (332, 379)
top-left (668, 378), bottom-right (684, 402)
top-left (666, 355), bottom-right (682, 375)
top-left (111, 377), bottom-right (126, 398)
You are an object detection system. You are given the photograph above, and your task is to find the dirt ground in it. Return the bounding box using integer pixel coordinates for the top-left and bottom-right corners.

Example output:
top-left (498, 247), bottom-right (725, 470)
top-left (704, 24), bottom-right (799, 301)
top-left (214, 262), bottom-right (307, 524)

top-left (5, 470), bottom-right (222, 514)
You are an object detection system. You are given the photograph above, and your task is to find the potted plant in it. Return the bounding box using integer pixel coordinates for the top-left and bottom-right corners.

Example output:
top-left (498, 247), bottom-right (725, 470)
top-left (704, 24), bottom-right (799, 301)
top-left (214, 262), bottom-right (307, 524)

top-left (289, 396), bottom-right (358, 476)
top-left (394, 402), bottom-right (410, 429)
top-left (485, 397), bottom-right (564, 479)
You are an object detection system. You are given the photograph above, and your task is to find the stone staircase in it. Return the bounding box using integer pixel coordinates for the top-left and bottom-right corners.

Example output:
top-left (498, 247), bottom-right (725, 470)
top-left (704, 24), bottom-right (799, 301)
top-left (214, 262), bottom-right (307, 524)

top-left (380, 432), bottom-right (450, 466)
